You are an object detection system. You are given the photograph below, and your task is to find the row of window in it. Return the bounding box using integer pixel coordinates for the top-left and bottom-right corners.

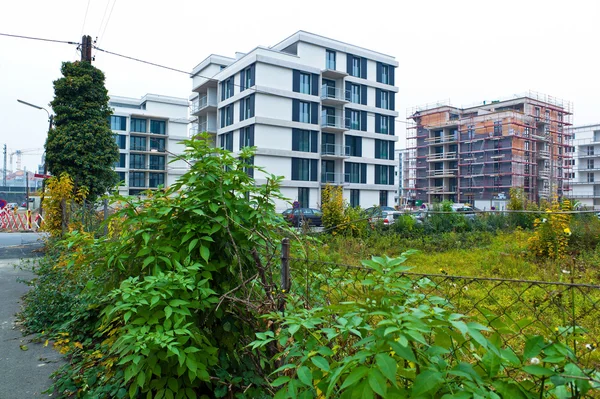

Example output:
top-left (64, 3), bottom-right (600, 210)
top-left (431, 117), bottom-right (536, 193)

top-left (221, 64), bottom-right (256, 101)
top-left (110, 116), bottom-right (166, 134)
top-left (290, 159), bottom-right (394, 186)
top-left (296, 187), bottom-right (389, 209)
top-left (116, 154), bottom-right (165, 170)
top-left (123, 172), bottom-right (165, 188)
top-left (114, 135), bottom-right (165, 151)
top-left (219, 125), bottom-right (255, 151)
top-left (220, 94), bottom-right (256, 128)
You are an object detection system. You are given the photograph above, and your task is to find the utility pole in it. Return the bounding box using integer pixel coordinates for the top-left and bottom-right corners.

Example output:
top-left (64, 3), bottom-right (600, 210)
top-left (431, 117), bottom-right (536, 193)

top-left (81, 35), bottom-right (92, 63)
top-left (2, 144), bottom-right (6, 186)
top-left (25, 166), bottom-right (29, 211)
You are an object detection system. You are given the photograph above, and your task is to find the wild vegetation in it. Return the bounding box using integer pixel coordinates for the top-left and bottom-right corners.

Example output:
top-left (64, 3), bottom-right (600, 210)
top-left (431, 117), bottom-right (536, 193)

top-left (21, 144), bottom-right (600, 397)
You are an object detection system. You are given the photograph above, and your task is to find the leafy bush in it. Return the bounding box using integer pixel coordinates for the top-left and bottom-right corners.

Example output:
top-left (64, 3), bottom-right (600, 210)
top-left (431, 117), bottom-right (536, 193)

top-left (528, 199), bottom-right (572, 260)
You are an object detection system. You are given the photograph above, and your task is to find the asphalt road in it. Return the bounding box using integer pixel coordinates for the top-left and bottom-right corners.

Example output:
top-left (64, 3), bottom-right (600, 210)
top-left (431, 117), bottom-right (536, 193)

top-left (0, 233), bottom-right (64, 398)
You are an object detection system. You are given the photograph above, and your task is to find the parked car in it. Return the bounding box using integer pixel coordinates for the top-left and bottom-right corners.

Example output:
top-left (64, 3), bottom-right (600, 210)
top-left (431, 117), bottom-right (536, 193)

top-left (413, 204), bottom-right (477, 222)
top-left (287, 208), bottom-right (323, 227)
top-left (365, 206), bottom-right (397, 216)
top-left (281, 208), bottom-right (293, 217)
top-left (369, 210), bottom-right (402, 225)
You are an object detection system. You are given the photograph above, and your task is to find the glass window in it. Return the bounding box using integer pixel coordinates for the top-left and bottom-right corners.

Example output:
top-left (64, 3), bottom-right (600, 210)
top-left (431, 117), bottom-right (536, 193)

top-left (223, 77), bottom-right (234, 99)
top-left (130, 136), bottom-right (147, 151)
top-left (380, 116), bottom-right (389, 135)
top-left (220, 132), bottom-right (233, 151)
top-left (222, 105), bottom-right (234, 127)
top-left (297, 158), bottom-right (310, 181)
top-left (129, 172), bottom-right (146, 187)
top-left (347, 162), bottom-right (364, 184)
top-left (149, 173), bottom-right (165, 188)
top-left (117, 171), bottom-right (126, 186)
top-left (114, 153), bottom-right (126, 168)
top-left (588, 173), bottom-right (595, 183)
top-left (299, 73), bottom-right (311, 94)
top-left (150, 120), bottom-right (166, 135)
top-left (380, 91), bottom-right (389, 109)
top-left (110, 115), bottom-right (127, 131)
top-left (350, 189), bottom-right (360, 207)
top-left (298, 187), bottom-right (309, 208)
top-left (352, 57), bottom-right (361, 77)
top-left (240, 127), bottom-right (254, 148)
top-left (351, 84), bottom-right (360, 103)
top-left (588, 146), bottom-right (595, 156)
top-left (379, 190), bottom-right (388, 207)
top-left (242, 95), bottom-right (254, 120)
top-left (130, 154), bottom-right (146, 169)
top-left (347, 136), bottom-right (361, 157)
top-left (350, 110), bottom-right (360, 130)
top-left (326, 50), bottom-right (336, 70)
top-left (130, 118), bottom-right (146, 133)
top-left (381, 65), bottom-right (389, 84)
top-left (376, 139), bottom-right (390, 159)
top-left (149, 155), bottom-right (165, 170)
top-left (149, 138), bottom-right (165, 151)
top-left (299, 101), bottom-right (310, 123)
top-left (244, 66), bottom-right (254, 88)
top-left (114, 134), bottom-right (126, 149)
top-left (298, 130), bottom-right (311, 152)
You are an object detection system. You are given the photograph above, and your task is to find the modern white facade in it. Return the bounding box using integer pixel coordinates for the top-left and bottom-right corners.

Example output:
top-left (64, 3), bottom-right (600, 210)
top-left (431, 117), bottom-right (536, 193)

top-left (571, 124), bottom-right (600, 208)
top-left (394, 149), bottom-right (407, 207)
top-left (189, 31), bottom-right (399, 211)
top-left (109, 94), bottom-right (189, 195)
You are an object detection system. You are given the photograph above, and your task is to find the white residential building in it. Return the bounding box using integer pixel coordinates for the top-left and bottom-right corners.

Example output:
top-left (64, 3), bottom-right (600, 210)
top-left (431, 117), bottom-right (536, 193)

top-left (189, 31), bottom-right (399, 210)
top-left (109, 94), bottom-right (189, 196)
top-left (571, 124), bottom-right (600, 208)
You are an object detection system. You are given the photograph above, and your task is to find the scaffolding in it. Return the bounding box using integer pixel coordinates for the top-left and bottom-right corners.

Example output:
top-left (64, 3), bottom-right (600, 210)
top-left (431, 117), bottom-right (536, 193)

top-left (405, 93), bottom-right (573, 205)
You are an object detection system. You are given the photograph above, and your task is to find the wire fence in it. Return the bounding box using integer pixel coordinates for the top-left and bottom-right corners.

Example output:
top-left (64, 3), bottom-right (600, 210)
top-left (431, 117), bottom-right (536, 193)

top-left (286, 255), bottom-right (600, 393)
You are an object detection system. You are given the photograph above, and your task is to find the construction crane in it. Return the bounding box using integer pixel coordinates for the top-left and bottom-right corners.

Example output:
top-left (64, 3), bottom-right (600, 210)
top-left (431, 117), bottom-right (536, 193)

top-left (9, 148), bottom-right (43, 172)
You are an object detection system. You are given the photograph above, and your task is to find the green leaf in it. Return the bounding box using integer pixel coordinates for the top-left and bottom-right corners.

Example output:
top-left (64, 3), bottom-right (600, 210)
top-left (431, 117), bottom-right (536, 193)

top-left (412, 370), bottom-right (443, 397)
top-left (367, 368), bottom-right (387, 398)
top-left (297, 366), bottom-right (312, 387)
top-left (522, 365), bottom-right (555, 377)
top-left (143, 256), bottom-right (155, 268)
top-left (188, 239), bottom-right (199, 252)
top-left (209, 203), bottom-right (219, 213)
top-left (375, 353), bottom-right (397, 385)
top-left (271, 376), bottom-right (291, 387)
top-left (482, 351), bottom-right (501, 378)
top-left (340, 366), bottom-right (369, 390)
top-left (523, 335), bottom-right (545, 359)
top-left (200, 246), bottom-right (210, 262)
top-left (164, 306), bottom-right (173, 319)
top-left (310, 356), bottom-right (330, 372)
top-left (136, 371), bottom-right (146, 388)
top-left (390, 341), bottom-right (417, 362)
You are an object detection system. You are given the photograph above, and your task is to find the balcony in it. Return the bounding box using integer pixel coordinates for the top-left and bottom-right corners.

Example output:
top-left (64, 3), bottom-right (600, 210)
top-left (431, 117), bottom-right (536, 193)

top-left (321, 115), bottom-right (349, 133)
top-left (427, 169), bottom-right (457, 178)
top-left (191, 121), bottom-right (217, 136)
top-left (321, 67), bottom-right (348, 80)
top-left (424, 135), bottom-right (458, 144)
top-left (538, 169), bottom-right (550, 179)
top-left (321, 143), bottom-right (349, 158)
top-left (427, 186), bottom-right (457, 194)
top-left (321, 172), bottom-right (349, 186)
top-left (427, 152), bottom-right (457, 162)
top-left (320, 85), bottom-right (349, 105)
top-left (537, 149), bottom-right (550, 159)
top-left (191, 95), bottom-right (217, 116)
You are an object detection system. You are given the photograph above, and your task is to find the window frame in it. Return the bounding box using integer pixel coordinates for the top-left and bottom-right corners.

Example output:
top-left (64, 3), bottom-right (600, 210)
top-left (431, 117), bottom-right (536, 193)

top-left (299, 101), bottom-right (311, 123)
top-left (299, 72), bottom-right (311, 95)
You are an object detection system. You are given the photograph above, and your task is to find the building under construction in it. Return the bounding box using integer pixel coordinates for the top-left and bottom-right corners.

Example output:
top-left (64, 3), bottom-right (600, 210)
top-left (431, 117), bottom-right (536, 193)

top-left (405, 91), bottom-right (573, 209)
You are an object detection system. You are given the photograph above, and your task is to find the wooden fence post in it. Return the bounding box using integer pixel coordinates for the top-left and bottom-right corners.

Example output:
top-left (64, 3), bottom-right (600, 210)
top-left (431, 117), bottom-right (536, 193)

top-left (279, 238), bottom-right (290, 312)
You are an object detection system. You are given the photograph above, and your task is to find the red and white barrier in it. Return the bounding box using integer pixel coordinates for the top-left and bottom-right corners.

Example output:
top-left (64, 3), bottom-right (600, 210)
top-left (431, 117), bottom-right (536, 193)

top-left (0, 209), bottom-right (39, 231)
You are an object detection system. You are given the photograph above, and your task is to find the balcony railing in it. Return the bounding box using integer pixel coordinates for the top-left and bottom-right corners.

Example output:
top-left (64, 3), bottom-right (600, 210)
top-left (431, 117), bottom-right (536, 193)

top-left (424, 135), bottom-right (458, 144)
top-left (537, 150), bottom-right (550, 158)
top-left (538, 169), bottom-right (551, 178)
top-left (321, 172), bottom-right (349, 185)
top-left (320, 85), bottom-right (349, 102)
top-left (191, 95), bottom-right (217, 114)
top-left (321, 143), bottom-right (350, 157)
top-left (427, 169), bottom-right (457, 177)
top-left (321, 115), bottom-right (350, 130)
top-left (427, 152), bottom-right (457, 161)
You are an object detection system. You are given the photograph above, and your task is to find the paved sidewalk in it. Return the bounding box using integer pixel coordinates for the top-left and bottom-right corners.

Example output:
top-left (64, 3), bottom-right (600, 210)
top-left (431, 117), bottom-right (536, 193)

top-left (0, 251), bottom-right (65, 398)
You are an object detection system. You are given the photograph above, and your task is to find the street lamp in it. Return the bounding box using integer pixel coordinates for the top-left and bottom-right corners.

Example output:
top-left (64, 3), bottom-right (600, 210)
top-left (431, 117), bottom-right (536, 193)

top-left (17, 99), bottom-right (53, 215)
top-left (149, 138), bottom-right (191, 166)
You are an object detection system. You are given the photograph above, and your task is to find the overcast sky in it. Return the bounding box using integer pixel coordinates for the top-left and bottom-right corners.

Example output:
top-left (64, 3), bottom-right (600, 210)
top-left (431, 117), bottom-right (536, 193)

top-left (1, 0), bottom-right (598, 173)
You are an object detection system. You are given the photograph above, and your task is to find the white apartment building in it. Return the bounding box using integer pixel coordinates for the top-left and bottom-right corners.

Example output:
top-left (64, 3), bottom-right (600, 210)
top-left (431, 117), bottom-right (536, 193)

top-left (394, 148), bottom-right (407, 207)
top-left (109, 94), bottom-right (189, 196)
top-left (189, 31), bottom-right (399, 210)
top-left (571, 124), bottom-right (600, 208)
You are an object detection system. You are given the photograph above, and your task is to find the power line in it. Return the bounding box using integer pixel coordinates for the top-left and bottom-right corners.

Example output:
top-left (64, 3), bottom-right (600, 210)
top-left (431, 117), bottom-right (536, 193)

top-left (96, 0), bottom-right (111, 40)
top-left (0, 32), bottom-right (79, 46)
top-left (93, 45), bottom-right (190, 74)
top-left (80, 0), bottom-right (92, 38)
top-left (98, 0), bottom-right (117, 47)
